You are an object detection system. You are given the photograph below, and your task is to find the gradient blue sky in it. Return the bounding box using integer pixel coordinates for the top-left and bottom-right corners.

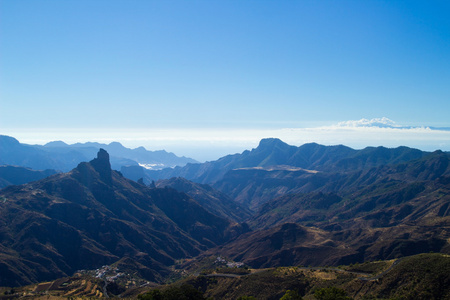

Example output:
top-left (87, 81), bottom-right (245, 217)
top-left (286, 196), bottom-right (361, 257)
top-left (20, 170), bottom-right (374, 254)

top-left (1, 1), bottom-right (450, 160)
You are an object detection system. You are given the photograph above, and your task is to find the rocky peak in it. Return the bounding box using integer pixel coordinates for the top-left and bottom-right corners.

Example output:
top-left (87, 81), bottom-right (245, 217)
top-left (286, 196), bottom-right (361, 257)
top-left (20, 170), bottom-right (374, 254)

top-left (90, 149), bottom-right (112, 184)
top-left (258, 138), bottom-right (285, 147)
top-left (256, 138), bottom-right (291, 151)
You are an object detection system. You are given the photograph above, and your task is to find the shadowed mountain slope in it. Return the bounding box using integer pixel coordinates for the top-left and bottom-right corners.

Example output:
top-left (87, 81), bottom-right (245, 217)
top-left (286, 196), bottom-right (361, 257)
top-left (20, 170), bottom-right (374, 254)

top-left (155, 177), bottom-right (252, 222)
top-left (0, 150), bottom-right (245, 287)
top-left (213, 149), bottom-right (448, 210)
top-left (0, 165), bottom-right (59, 188)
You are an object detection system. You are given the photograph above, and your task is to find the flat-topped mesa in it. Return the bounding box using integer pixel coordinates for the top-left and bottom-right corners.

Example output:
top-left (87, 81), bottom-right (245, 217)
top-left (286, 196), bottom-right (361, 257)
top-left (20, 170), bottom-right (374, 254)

top-left (90, 148), bottom-right (112, 184)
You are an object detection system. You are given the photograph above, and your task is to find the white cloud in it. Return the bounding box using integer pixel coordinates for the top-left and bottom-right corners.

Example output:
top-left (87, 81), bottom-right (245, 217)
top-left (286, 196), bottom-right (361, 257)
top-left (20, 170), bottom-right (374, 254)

top-left (336, 117), bottom-right (400, 128)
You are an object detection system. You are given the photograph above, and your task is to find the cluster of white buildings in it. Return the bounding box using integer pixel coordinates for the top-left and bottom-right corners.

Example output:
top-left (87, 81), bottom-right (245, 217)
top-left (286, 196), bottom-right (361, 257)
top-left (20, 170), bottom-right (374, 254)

top-left (215, 256), bottom-right (244, 268)
top-left (94, 265), bottom-right (120, 279)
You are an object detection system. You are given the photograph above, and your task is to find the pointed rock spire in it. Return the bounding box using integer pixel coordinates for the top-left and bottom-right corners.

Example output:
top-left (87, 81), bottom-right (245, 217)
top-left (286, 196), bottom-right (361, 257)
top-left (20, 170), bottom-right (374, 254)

top-left (90, 148), bottom-right (112, 184)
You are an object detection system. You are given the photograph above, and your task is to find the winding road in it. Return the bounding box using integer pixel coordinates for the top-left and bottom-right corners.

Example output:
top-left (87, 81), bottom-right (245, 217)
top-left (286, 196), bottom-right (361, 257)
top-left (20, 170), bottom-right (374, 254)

top-left (205, 258), bottom-right (403, 281)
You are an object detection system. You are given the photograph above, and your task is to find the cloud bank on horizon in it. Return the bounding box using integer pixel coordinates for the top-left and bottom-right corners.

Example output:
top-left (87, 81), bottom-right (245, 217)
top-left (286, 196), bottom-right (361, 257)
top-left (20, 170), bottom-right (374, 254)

top-left (277, 117), bottom-right (450, 153)
top-left (336, 117), bottom-right (401, 128)
top-left (335, 117), bottom-right (450, 130)
top-left (4, 118), bottom-right (450, 161)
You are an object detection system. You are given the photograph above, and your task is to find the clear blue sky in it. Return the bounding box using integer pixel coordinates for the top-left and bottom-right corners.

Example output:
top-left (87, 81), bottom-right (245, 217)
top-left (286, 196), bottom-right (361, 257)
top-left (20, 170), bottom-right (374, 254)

top-left (1, 1), bottom-right (450, 160)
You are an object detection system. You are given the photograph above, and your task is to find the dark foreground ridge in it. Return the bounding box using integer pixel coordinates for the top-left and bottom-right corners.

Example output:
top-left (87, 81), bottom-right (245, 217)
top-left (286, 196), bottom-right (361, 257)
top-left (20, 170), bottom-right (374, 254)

top-left (5, 253), bottom-right (445, 299)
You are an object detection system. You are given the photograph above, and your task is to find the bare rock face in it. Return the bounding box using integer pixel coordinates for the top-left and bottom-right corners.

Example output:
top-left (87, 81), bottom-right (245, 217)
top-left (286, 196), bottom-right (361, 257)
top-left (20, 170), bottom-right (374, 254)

top-left (90, 148), bottom-right (112, 184)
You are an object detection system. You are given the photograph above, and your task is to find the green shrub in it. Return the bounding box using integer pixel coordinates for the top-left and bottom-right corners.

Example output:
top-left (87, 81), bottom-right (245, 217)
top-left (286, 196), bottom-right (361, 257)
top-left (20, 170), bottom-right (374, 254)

top-left (138, 284), bottom-right (205, 300)
top-left (314, 286), bottom-right (352, 300)
top-left (138, 289), bottom-right (163, 300)
top-left (280, 289), bottom-right (303, 300)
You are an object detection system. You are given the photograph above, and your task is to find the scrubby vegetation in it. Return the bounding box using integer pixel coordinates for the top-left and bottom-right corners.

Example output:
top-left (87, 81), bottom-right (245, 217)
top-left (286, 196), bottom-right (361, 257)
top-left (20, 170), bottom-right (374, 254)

top-left (353, 253), bottom-right (450, 300)
top-left (314, 287), bottom-right (352, 300)
top-left (138, 253), bottom-right (450, 300)
top-left (1, 253), bottom-right (449, 299)
top-left (138, 284), bottom-right (205, 300)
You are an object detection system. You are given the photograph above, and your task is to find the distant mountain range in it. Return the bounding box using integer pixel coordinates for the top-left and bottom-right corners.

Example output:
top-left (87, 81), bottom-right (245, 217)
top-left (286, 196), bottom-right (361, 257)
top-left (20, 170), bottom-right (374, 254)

top-left (139, 138), bottom-right (432, 208)
top-left (141, 138), bottom-right (429, 185)
top-left (0, 135), bottom-right (197, 173)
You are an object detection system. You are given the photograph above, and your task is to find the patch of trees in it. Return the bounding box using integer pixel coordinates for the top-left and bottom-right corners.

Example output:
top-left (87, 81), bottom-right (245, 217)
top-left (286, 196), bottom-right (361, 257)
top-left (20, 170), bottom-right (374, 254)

top-left (138, 284), bottom-right (205, 300)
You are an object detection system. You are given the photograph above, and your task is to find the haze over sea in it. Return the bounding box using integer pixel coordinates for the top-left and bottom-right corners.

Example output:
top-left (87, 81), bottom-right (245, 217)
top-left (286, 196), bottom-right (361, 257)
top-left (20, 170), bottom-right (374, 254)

top-left (1, 1), bottom-right (449, 161)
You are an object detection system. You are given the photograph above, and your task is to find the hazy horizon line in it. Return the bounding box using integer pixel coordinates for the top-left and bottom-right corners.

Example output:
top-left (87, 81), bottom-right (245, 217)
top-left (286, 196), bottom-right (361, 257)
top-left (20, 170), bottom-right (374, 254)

top-left (2, 118), bottom-right (450, 162)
